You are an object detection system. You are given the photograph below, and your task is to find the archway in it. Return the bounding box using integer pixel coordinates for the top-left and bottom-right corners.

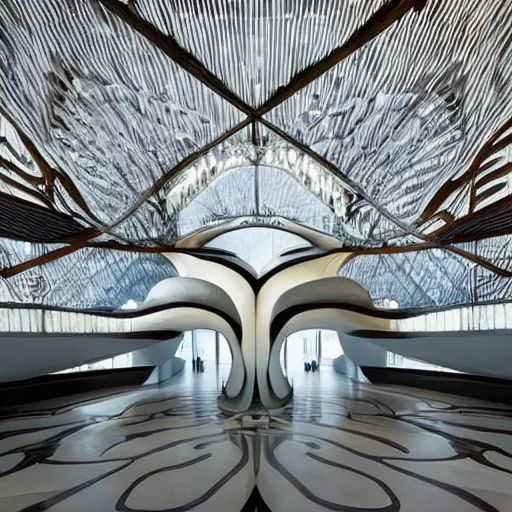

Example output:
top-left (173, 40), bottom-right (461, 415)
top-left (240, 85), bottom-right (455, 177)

top-left (279, 328), bottom-right (343, 389)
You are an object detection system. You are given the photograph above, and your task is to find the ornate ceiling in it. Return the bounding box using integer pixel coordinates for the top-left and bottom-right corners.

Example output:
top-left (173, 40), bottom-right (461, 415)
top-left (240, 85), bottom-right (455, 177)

top-left (0, 0), bottom-right (511, 311)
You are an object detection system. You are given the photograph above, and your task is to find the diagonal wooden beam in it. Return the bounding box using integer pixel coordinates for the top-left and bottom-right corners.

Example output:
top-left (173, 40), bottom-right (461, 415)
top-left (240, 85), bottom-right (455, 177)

top-left (0, 107), bottom-right (58, 202)
top-left (474, 183), bottom-right (508, 209)
top-left (350, 244), bottom-right (512, 277)
top-left (434, 196), bottom-right (512, 243)
top-left (0, 246), bottom-right (81, 279)
top-left (0, 105), bottom-right (100, 220)
top-left (0, 230), bottom-right (101, 279)
top-left (15, 131), bottom-right (56, 199)
top-left (54, 170), bottom-right (98, 220)
top-left (107, 117), bottom-right (251, 230)
top-left (0, 104), bottom-right (57, 199)
top-left (469, 131), bottom-right (512, 214)
top-left (420, 117), bottom-right (512, 223)
top-left (259, 117), bottom-right (422, 239)
top-left (16, 132), bottom-right (100, 221)
top-left (256, 0), bottom-right (426, 115)
top-left (446, 246), bottom-right (512, 277)
top-left (0, 155), bottom-right (44, 187)
top-left (98, 0), bottom-right (254, 116)
top-left (0, 171), bottom-right (53, 208)
top-left (475, 161), bottom-right (512, 189)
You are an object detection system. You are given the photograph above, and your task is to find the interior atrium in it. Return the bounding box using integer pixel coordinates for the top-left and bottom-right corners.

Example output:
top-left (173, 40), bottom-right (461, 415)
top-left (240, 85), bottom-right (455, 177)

top-left (0, 0), bottom-right (511, 510)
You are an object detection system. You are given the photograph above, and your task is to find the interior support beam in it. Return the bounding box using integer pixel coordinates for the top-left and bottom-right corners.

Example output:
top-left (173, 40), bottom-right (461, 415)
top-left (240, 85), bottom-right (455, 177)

top-left (259, 118), bottom-right (420, 239)
top-left (0, 231), bottom-right (101, 279)
top-left (435, 196), bottom-right (512, 243)
top-left (0, 108), bottom-right (56, 202)
top-left (98, 0), bottom-right (253, 116)
top-left (446, 246), bottom-right (512, 277)
top-left (354, 244), bottom-right (512, 277)
top-left (256, 0), bottom-right (426, 115)
top-left (420, 117), bottom-right (512, 223)
top-left (0, 107), bottom-right (98, 219)
top-left (54, 171), bottom-right (98, 220)
top-left (0, 155), bottom-right (44, 187)
top-left (16, 131), bottom-right (56, 200)
top-left (354, 245), bottom-right (512, 277)
top-left (108, 118), bottom-right (252, 229)
top-left (0, 171), bottom-right (53, 209)
top-left (0, 246), bottom-right (81, 279)
top-left (470, 130), bottom-right (512, 213)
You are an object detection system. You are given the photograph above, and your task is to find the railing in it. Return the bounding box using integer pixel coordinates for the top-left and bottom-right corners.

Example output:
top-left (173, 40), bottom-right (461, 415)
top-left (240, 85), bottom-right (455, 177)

top-left (389, 303), bottom-right (512, 332)
top-left (0, 302), bottom-right (510, 334)
top-left (0, 307), bottom-right (134, 333)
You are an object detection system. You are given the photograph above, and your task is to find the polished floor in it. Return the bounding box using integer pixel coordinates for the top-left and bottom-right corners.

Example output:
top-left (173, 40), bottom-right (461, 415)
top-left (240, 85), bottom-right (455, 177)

top-left (0, 366), bottom-right (512, 511)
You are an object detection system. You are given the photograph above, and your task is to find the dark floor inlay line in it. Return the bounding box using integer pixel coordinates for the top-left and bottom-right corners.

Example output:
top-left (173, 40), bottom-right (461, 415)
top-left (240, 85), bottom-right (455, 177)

top-left (0, 370), bottom-right (511, 511)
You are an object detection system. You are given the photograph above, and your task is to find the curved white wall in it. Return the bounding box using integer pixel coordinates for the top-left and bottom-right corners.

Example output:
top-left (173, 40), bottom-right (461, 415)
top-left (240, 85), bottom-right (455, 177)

top-left (350, 330), bottom-right (512, 380)
top-left (0, 332), bottom-right (168, 382)
top-left (133, 306), bottom-right (244, 399)
top-left (165, 253), bottom-right (255, 411)
top-left (256, 253), bottom-right (353, 408)
top-left (270, 309), bottom-right (388, 399)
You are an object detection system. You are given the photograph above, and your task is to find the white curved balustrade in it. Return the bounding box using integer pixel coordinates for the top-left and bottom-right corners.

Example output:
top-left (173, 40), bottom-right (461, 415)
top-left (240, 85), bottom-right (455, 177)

top-left (0, 308), bottom-right (134, 334)
top-left (390, 303), bottom-right (512, 332)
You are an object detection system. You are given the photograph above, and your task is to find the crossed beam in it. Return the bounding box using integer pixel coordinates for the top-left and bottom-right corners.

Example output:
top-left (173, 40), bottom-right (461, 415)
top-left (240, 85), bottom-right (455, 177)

top-left (3, 0), bottom-right (510, 279)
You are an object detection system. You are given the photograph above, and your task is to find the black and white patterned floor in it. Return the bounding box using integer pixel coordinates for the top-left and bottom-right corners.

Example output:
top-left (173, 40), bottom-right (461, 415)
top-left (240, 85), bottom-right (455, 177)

top-left (1, 367), bottom-right (512, 512)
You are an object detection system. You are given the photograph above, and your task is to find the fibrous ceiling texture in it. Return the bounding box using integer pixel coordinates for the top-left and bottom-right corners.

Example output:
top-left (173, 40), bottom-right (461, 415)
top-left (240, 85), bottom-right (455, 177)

top-left (0, 0), bottom-right (511, 312)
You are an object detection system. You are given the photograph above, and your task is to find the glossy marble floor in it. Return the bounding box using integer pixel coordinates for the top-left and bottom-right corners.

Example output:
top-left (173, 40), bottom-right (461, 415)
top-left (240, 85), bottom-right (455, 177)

top-left (1, 365), bottom-right (512, 512)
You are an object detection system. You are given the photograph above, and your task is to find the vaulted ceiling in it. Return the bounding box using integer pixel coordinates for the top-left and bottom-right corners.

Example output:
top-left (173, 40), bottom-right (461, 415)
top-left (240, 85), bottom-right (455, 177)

top-left (0, 0), bottom-right (511, 311)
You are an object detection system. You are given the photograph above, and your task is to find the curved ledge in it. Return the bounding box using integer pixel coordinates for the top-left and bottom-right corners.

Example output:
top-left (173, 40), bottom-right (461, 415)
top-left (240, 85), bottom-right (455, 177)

top-left (0, 367), bottom-right (154, 408)
top-left (177, 216), bottom-right (342, 250)
top-left (346, 328), bottom-right (512, 380)
top-left (0, 331), bottom-right (181, 383)
top-left (362, 366), bottom-right (512, 404)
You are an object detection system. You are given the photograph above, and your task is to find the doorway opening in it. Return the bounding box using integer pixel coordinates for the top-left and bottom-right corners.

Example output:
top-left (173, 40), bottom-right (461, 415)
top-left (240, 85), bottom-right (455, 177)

top-left (176, 329), bottom-right (233, 389)
top-left (280, 329), bottom-right (342, 385)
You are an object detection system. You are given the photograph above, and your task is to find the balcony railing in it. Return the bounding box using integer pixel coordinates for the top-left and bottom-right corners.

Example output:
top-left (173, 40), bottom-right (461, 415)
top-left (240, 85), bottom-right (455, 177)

top-left (389, 303), bottom-right (512, 332)
top-left (0, 307), bottom-right (134, 334)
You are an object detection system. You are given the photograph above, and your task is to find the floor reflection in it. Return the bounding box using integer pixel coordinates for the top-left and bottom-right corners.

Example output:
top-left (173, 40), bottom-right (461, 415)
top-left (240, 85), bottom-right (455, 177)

top-left (0, 367), bottom-right (511, 511)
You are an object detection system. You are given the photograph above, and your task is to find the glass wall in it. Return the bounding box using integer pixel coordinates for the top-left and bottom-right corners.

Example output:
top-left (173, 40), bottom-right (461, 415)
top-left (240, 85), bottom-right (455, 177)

top-left (280, 329), bottom-right (343, 381)
top-left (281, 330), bottom-right (465, 379)
top-left (385, 352), bottom-right (461, 373)
top-left (0, 302), bottom-right (510, 335)
top-left (53, 330), bottom-right (232, 378)
top-left (54, 352), bottom-right (133, 374)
